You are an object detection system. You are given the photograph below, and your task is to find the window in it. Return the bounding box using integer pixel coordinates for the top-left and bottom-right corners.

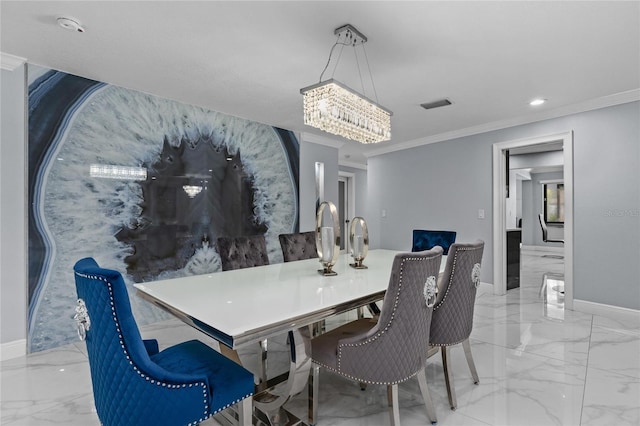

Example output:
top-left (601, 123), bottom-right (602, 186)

top-left (544, 182), bottom-right (564, 224)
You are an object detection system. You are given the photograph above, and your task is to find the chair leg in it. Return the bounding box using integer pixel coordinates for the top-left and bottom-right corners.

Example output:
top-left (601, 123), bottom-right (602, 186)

top-left (462, 339), bottom-right (479, 385)
top-left (417, 367), bottom-right (437, 424)
top-left (312, 320), bottom-right (326, 336)
top-left (308, 364), bottom-right (319, 426)
top-left (387, 384), bottom-right (400, 426)
top-left (237, 397), bottom-right (252, 426)
top-left (441, 346), bottom-right (457, 410)
top-left (258, 339), bottom-right (268, 383)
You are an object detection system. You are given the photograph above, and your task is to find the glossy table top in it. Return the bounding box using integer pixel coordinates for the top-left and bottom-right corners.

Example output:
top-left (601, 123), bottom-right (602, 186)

top-left (135, 249), bottom-right (445, 348)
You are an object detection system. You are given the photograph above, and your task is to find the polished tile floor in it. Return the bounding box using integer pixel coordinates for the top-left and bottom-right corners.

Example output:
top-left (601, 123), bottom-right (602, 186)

top-left (2, 251), bottom-right (639, 425)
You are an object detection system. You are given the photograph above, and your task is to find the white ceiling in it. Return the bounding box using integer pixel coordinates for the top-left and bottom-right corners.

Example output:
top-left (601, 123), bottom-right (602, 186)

top-left (2, 1), bottom-right (639, 165)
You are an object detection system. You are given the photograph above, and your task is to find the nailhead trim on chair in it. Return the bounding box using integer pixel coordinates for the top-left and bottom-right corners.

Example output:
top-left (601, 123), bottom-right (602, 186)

top-left (322, 255), bottom-right (432, 385)
top-left (431, 245), bottom-right (482, 347)
top-left (74, 271), bottom-right (212, 423)
top-left (434, 246), bottom-right (481, 311)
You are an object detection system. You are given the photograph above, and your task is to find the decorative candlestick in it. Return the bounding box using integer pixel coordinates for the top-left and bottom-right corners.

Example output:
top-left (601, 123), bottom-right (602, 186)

top-left (349, 216), bottom-right (369, 269)
top-left (315, 201), bottom-right (340, 276)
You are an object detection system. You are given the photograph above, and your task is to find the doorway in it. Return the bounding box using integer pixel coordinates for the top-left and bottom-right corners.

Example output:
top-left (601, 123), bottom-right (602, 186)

top-left (492, 132), bottom-right (574, 310)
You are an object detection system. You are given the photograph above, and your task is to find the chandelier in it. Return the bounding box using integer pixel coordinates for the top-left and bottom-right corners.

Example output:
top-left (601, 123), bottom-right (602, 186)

top-left (300, 24), bottom-right (392, 144)
top-left (90, 164), bottom-right (147, 181)
top-left (182, 185), bottom-right (203, 198)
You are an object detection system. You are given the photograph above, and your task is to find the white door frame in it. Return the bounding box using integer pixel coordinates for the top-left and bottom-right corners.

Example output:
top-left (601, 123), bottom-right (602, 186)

top-left (338, 172), bottom-right (356, 252)
top-left (492, 131), bottom-right (574, 310)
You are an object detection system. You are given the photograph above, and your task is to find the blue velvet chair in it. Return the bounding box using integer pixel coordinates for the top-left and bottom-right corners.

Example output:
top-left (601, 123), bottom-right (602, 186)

top-left (412, 229), bottom-right (457, 255)
top-left (73, 257), bottom-right (254, 426)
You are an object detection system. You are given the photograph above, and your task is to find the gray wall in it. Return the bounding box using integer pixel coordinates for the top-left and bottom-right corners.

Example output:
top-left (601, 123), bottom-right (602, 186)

top-left (368, 101), bottom-right (640, 310)
top-left (1, 65), bottom-right (27, 344)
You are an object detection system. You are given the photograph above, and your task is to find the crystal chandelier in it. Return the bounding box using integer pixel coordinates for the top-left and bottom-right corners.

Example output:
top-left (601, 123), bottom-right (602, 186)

top-left (182, 185), bottom-right (203, 198)
top-left (301, 25), bottom-right (392, 144)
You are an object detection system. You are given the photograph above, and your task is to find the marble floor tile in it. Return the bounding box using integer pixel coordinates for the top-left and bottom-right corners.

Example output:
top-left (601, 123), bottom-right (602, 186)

top-left (581, 366), bottom-right (640, 426)
top-left (2, 251), bottom-right (639, 426)
top-left (587, 325), bottom-right (640, 380)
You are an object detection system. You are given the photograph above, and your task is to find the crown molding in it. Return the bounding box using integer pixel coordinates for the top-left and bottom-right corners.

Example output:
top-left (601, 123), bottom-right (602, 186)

top-left (1, 52), bottom-right (27, 71)
top-left (365, 89), bottom-right (640, 158)
top-left (301, 132), bottom-right (345, 149)
top-left (339, 160), bottom-right (368, 170)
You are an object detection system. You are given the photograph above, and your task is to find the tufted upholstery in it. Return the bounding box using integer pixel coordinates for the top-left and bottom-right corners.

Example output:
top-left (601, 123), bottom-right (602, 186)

top-left (217, 235), bottom-right (269, 271)
top-left (412, 229), bottom-right (457, 255)
top-left (73, 258), bottom-right (254, 426)
top-left (428, 240), bottom-right (484, 410)
top-left (278, 231), bottom-right (318, 262)
top-left (309, 248), bottom-right (442, 425)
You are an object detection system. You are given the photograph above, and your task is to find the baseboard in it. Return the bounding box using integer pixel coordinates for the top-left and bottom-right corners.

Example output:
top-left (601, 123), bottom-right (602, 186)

top-left (1, 339), bottom-right (26, 361)
top-left (573, 299), bottom-right (640, 321)
top-left (521, 245), bottom-right (564, 255)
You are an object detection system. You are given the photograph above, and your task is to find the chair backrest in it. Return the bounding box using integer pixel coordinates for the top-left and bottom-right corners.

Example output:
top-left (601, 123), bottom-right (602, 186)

top-left (538, 213), bottom-right (549, 241)
top-left (338, 247), bottom-right (443, 383)
top-left (217, 234), bottom-right (269, 271)
top-left (279, 231), bottom-right (318, 262)
top-left (430, 241), bottom-right (485, 346)
top-left (412, 229), bottom-right (457, 255)
top-left (73, 258), bottom-right (210, 426)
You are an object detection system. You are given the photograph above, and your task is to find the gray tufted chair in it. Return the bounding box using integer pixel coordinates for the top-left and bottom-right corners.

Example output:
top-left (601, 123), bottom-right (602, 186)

top-left (278, 231), bottom-right (318, 262)
top-left (429, 240), bottom-right (484, 410)
top-left (308, 248), bottom-right (443, 426)
top-left (217, 235), bottom-right (269, 271)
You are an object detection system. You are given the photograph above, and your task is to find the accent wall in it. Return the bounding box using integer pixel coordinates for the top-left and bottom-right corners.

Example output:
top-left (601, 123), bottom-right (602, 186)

top-left (27, 66), bottom-right (300, 352)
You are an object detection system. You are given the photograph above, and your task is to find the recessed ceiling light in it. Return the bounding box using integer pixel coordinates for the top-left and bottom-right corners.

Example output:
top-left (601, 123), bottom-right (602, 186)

top-left (529, 98), bottom-right (546, 106)
top-left (57, 17), bottom-right (85, 33)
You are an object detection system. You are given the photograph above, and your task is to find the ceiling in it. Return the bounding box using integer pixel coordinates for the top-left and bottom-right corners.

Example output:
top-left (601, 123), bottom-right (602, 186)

top-left (2, 1), bottom-right (639, 165)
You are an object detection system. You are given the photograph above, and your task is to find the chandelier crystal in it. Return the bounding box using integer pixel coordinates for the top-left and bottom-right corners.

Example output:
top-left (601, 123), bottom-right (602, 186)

top-left (301, 79), bottom-right (392, 144)
top-left (301, 24), bottom-right (392, 144)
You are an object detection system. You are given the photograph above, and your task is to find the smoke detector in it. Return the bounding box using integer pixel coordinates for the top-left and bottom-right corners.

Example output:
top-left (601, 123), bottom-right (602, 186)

top-left (57, 17), bottom-right (85, 33)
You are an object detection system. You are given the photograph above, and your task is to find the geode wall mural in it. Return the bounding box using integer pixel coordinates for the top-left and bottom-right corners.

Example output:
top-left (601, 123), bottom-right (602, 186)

top-left (27, 65), bottom-right (299, 352)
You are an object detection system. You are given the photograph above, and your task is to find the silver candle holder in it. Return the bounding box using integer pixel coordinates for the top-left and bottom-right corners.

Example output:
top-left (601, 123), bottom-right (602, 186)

top-left (315, 201), bottom-right (340, 276)
top-left (349, 216), bottom-right (369, 269)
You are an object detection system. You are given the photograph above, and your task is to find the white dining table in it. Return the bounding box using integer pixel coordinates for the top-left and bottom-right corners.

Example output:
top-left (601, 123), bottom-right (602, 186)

top-left (134, 249), bottom-right (446, 425)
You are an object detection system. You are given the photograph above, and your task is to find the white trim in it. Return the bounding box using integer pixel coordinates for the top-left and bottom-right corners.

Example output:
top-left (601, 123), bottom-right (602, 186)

top-left (301, 132), bottom-right (345, 149)
top-left (573, 299), bottom-right (640, 322)
top-left (1, 339), bottom-right (27, 361)
top-left (339, 160), bottom-right (367, 170)
top-left (365, 89), bottom-right (639, 159)
top-left (338, 172), bottom-right (356, 253)
top-left (0, 52), bottom-right (26, 71)
top-left (338, 171), bottom-right (356, 221)
top-left (492, 131), bottom-right (573, 311)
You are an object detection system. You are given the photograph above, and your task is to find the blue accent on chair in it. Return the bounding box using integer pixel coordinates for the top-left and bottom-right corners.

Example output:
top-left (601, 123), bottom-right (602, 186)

top-left (412, 230), bottom-right (457, 255)
top-left (73, 257), bottom-right (254, 426)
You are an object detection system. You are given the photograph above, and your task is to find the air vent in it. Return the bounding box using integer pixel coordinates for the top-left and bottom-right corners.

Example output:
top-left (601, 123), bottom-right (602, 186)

top-left (420, 99), bottom-right (452, 110)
